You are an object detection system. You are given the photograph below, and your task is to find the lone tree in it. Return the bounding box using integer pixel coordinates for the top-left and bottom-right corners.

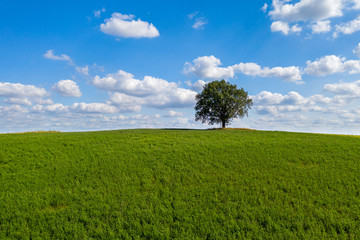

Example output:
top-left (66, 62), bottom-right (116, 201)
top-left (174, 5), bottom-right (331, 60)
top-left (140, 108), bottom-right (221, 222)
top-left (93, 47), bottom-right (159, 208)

top-left (195, 80), bottom-right (253, 128)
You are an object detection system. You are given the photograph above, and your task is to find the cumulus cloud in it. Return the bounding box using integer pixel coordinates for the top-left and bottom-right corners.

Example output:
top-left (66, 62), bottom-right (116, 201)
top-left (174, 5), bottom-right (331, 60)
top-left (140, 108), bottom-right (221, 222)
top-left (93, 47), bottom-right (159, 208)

top-left (52, 80), bottom-right (82, 97)
top-left (108, 92), bottom-right (143, 112)
top-left (32, 103), bottom-right (68, 113)
top-left (70, 102), bottom-right (118, 114)
top-left (312, 20), bottom-right (331, 33)
top-left (305, 55), bottom-right (360, 76)
top-left (251, 90), bottom-right (340, 116)
top-left (271, 21), bottom-right (302, 35)
top-left (185, 55), bottom-right (302, 83)
top-left (333, 16), bottom-right (360, 37)
top-left (100, 12), bottom-right (159, 38)
top-left (43, 50), bottom-right (72, 63)
top-left (233, 63), bottom-right (302, 83)
top-left (305, 55), bottom-right (345, 76)
top-left (145, 87), bottom-right (196, 108)
top-left (0, 105), bottom-right (29, 115)
top-left (269, 0), bottom-right (343, 22)
top-left (267, 0), bottom-right (360, 37)
top-left (93, 70), bottom-right (197, 109)
top-left (324, 80), bottom-right (360, 98)
top-left (3, 98), bottom-right (32, 106)
top-left (92, 70), bottom-right (179, 97)
top-left (184, 55), bottom-right (235, 80)
top-left (164, 110), bottom-right (184, 117)
top-left (253, 91), bottom-right (312, 106)
top-left (0, 82), bottom-right (47, 98)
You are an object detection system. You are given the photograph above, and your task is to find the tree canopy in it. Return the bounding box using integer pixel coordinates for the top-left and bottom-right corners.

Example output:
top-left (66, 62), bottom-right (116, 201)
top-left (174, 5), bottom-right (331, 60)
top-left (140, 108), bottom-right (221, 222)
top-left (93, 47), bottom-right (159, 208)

top-left (195, 80), bottom-right (253, 128)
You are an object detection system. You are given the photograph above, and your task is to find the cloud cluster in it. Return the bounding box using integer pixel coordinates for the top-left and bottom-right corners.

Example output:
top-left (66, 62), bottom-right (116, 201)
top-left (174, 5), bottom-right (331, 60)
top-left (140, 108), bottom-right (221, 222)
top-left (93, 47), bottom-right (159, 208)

top-left (324, 80), bottom-right (360, 98)
top-left (0, 82), bottom-right (48, 98)
top-left (253, 79), bottom-right (360, 119)
top-left (271, 21), bottom-right (302, 35)
top-left (184, 56), bottom-right (234, 80)
top-left (52, 80), bottom-right (82, 97)
top-left (184, 43), bottom-right (360, 84)
top-left (100, 13), bottom-right (160, 38)
top-left (333, 16), bottom-right (360, 37)
top-left (184, 55), bottom-right (302, 83)
top-left (267, 0), bottom-right (360, 36)
top-left (305, 55), bottom-right (360, 76)
top-left (92, 69), bottom-right (197, 109)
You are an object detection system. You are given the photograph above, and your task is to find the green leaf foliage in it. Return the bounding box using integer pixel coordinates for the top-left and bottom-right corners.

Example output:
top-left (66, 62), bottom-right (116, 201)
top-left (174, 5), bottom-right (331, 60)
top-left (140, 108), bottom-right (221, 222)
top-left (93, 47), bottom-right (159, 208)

top-left (195, 80), bottom-right (253, 128)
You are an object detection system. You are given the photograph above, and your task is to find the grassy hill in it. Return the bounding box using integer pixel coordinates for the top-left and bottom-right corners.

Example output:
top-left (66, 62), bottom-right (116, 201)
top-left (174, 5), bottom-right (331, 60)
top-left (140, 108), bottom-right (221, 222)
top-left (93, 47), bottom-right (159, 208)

top-left (1, 129), bottom-right (360, 239)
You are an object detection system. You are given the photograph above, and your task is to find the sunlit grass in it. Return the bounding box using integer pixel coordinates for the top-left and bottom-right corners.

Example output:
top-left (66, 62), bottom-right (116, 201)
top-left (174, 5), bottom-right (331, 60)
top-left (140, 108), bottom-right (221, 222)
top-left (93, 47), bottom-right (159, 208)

top-left (1, 129), bottom-right (359, 239)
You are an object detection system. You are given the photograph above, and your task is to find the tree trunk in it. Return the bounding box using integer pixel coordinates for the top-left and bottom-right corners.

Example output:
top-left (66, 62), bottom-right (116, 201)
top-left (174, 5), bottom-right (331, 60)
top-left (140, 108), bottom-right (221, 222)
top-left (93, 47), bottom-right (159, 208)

top-left (222, 120), bottom-right (226, 128)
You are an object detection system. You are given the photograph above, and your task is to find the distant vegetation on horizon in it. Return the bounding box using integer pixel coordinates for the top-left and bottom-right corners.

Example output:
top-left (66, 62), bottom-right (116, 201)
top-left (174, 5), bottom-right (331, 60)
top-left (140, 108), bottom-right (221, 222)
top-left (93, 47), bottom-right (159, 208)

top-left (1, 129), bottom-right (360, 239)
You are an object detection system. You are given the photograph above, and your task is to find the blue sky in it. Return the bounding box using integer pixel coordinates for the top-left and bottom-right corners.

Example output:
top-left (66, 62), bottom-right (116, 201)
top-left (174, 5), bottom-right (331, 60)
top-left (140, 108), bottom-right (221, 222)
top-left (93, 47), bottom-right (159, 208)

top-left (2, 0), bottom-right (360, 133)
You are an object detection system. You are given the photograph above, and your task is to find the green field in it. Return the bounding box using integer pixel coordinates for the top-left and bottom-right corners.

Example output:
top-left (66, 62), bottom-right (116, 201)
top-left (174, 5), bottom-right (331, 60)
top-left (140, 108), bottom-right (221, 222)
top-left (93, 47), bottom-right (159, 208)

top-left (1, 129), bottom-right (360, 239)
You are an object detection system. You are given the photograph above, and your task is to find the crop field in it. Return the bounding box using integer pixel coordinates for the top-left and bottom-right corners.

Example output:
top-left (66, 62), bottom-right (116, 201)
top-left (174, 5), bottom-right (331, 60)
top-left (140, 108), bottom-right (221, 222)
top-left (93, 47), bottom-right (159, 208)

top-left (0, 129), bottom-right (360, 239)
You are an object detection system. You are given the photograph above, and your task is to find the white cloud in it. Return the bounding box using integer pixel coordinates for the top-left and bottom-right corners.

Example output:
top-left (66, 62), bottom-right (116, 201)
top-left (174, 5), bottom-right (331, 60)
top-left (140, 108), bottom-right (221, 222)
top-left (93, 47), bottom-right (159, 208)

top-left (344, 60), bottom-right (360, 74)
top-left (305, 55), bottom-right (360, 76)
top-left (0, 82), bottom-right (47, 98)
top-left (43, 50), bottom-right (72, 63)
top-left (0, 105), bottom-right (29, 114)
top-left (192, 17), bottom-right (208, 29)
top-left (70, 102), bottom-right (118, 114)
top-left (324, 80), bottom-right (360, 97)
top-left (100, 12), bottom-right (160, 38)
top-left (251, 90), bottom-right (345, 117)
top-left (164, 110), bottom-right (184, 117)
top-left (33, 98), bottom-right (53, 105)
top-left (261, 3), bottom-right (268, 12)
top-left (94, 8), bottom-right (105, 18)
top-left (145, 87), bottom-right (196, 109)
top-left (44, 103), bottom-right (68, 113)
top-left (92, 70), bottom-right (179, 97)
top-left (186, 80), bottom-right (206, 92)
top-left (184, 55), bottom-right (235, 80)
top-left (334, 16), bottom-right (360, 37)
top-left (93, 70), bottom-right (197, 109)
top-left (353, 43), bottom-right (360, 58)
top-left (271, 21), bottom-right (302, 35)
top-left (185, 55), bottom-right (302, 83)
top-left (52, 80), bottom-right (82, 97)
top-left (269, 0), bottom-right (343, 22)
top-left (305, 55), bottom-right (345, 76)
top-left (108, 92), bottom-right (143, 112)
top-left (352, 0), bottom-right (360, 9)
top-left (253, 91), bottom-right (312, 106)
top-left (32, 103), bottom-right (68, 113)
top-left (271, 21), bottom-right (290, 34)
top-left (75, 65), bottom-right (89, 75)
top-left (308, 94), bottom-right (332, 104)
top-left (233, 63), bottom-right (302, 83)
top-left (267, 0), bottom-right (360, 37)
top-left (3, 98), bottom-right (32, 106)
top-left (312, 20), bottom-right (331, 33)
